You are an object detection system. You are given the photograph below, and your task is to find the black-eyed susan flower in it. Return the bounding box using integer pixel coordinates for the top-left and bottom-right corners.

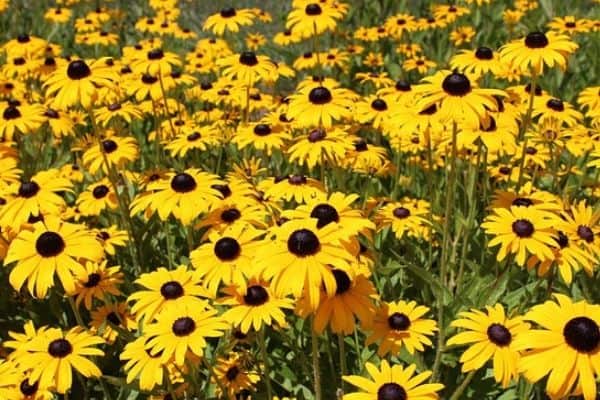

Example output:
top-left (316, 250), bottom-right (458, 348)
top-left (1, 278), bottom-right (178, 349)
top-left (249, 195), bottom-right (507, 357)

top-left (286, 2), bottom-right (343, 38)
top-left (72, 260), bottom-right (123, 309)
top-left (95, 225), bottom-right (129, 255)
top-left (547, 15), bottom-right (592, 35)
top-left (559, 201), bottom-right (600, 256)
top-left (120, 336), bottom-right (169, 391)
top-left (219, 276), bottom-right (293, 333)
top-left (366, 300), bottom-right (437, 356)
top-left (343, 360), bottom-right (443, 400)
top-left (81, 134), bottom-right (139, 174)
top-left (499, 31), bottom-right (578, 74)
top-left (44, 58), bottom-right (117, 110)
top-left (130, 168), bottom-right (223, 224)
top-left (190, 225), bottom-right (263, 297)
top-left (287, 126), bottom-right (353, 169)
top-left (218, 51), bottom-right (277, 86)
top-left (402, 56), bottom-right (437, 75)
top-left (76, 179), bottom-right (118, 216)
top-left (164, 127), bottom-right (220, 158)
top-left (213, 353), bottom-right (261, 399)
top-left (260, 175), bottom-right (325, 203)
top-left (446, 304), bottom-right (530, 387)
top-left (203, 7), bottom-right (256, 36)
top-left (232, 122), bottom-right (291, 156)
top-left (482, 206), bottom-right (558, 266)
top-left (90, 302), bottom-right (136, 343)
top-left (286, 83), bottom-right (353, 128)
top-left (5, 217), bottom-right (103, 298)
top-left (296, 267), bottom-right (377, 335)
top-left (375, 199), bottom-right (430, 240)
top-left (450, 47), bottom-right (502, 77)
top-left (15, 327), bottom-right (104, 394)
top-left (414, 70), bottom-right (505, 127)
top-left (256, 218), bottom-right (355, 310)
top-left (354, 96), bottom-right (396, 128)
top-left (0, 100), bottom-right (46, 140)
top-left (128, 265), bottom-right (210, 324)
top-left (144, 305), bottom-right (228, 365)
top-left (513, 294), bottom-right (600, 400)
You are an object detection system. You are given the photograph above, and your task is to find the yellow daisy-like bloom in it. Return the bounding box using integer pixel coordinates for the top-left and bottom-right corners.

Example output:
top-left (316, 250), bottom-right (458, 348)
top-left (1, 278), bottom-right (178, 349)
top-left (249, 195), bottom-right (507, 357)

top-left (164, 127), bottom-right (220, 158)
top-left (15, 327), bottom-right (104, 394)
top-left (286, 84), bottom-right (353, 128)
top-left (414, 70), bottom-right (505, 127)
top-left (559, 200), bottom-right (600, 256)
top-left (128, 265), bottom-right (210, 324)
top-left (90, 302), bottom-right (136, 343)
top-left (0, 360), bottom-right (20, 400)
top-left (0, 168), bottom-right (72, 227)
top-left (120, 336), bottom-right (169, 391)
top-left (366, 300), bottom-right (437, 356)
top-left (374, 199), bottom-right (430, 240)
top-left (76, 179), bottom-right (118, 216)
top-left (0, 100), bottom-right (46, 140)
top-left (260, 174), bottom-right (325, 204)
top-left (513, 294), bottom-right (600, 400)
top-left (450, 47), bottom-right (502, 77)
top-left (296, 267), bottom-right (377, 335)
top-left (71, 260), bottom-right (123, 309)
top-left (43, 58), bottom-right (117, 110)
top-left (282, 192), bottom-right (375, 240)
top-left (481, 206), bottom-right (558, 266)
top-left (256, 218), bottom-right (355, 310)
top-left (450, 26), bottom-right (476, 46)
top-left (130, 168), bottom-right (224, 224)
top-left (95, 225), bottom-right (129, 255)
top-left (232, 122), bottom-right (291, 156)
top-left (547, 16), bottom-right (592, 35)
top-left (144, 305), bottom-right (228, 365)
top-left (286, 3), bottom-right (343, 39)
top-left (203, 7), bottom-right (256, 36)
top-left (446, 304), bottom-right (530, 387)
top-left (190, 224), bottom-right (263, 297)
top-left (81, 135), bottom-right (139, 174)
top-left (287, 126), bottom-right (354, 169)
top-left (5, 217), bottom-right (103, 298)
top-left (402, 56), bottom-right (437, 75)
top-left (213, 353), bottom-right (261, 399)
top-left (219, 276), bottom-right (293, 333)
top-left (343, 360), bottom-right (444, 400)
top-left (130, 48), bottom-right (181, 76)
top-left (499, 31), bottom-right (578, 74)
top-left (577, 86), bottom-right (600, 113)
top-left (218, 51), bottom-right (277, 86)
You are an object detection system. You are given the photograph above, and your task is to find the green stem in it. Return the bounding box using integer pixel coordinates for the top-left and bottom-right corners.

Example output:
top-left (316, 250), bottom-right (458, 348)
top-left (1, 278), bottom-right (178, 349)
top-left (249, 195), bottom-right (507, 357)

top-left (432, 121), bottom-right (458, 381)
top-left (448, 370), bottom-right (476, 400)
top-left (516, 72), bottom-right (538, 190)
top-left (259, 327), bottom-right (273, 400)
top-left (338, 334), bottom-right (347, 392)
top-left (311, 321), bottom-right (322, 400)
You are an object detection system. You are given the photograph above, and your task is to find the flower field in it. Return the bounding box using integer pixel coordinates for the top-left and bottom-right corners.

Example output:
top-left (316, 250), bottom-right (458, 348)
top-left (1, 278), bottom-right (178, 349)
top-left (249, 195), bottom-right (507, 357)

top-left (1, 0), bottom-right (600, 399)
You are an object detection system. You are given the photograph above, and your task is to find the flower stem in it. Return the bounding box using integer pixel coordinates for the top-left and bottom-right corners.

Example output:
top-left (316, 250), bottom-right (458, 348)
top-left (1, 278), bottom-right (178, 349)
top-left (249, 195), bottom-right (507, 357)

top-left (311, 320), bottom-right (322, 400)
top-left (259, 327), bottom-right (273, 400)
top-left (448, 370), bottom-right (476, 400)
top-left (338, 334), bottom-right (347, 392)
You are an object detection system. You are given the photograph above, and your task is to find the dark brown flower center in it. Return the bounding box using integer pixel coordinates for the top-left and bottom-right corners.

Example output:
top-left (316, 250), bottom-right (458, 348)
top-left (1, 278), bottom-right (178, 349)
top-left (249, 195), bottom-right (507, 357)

top-left (106, 312), bottom-right (121, 325)
top-left (147, 48), bottom-right (164, 60)
top-left (371, 98), bottom-right (388, 111)
top-left (36, 231), bottom-right (65, 257)
top-left (332, 269), bottom-right (351, 294)
top-left (563, 316), bottom-right (600, 353)
top-left (214, 237), bottom-right (241, 261)
top-left (512, 197), bottom-right (533, 207)
top-left (512, 219), bottom-right (534, 238)
top-left (67, 60), bottom-right (91, 80)
top-left (239, 51), bottom-right (258, 66)
top-left (3, 105), bottom-right (21, 120)
top-left (220, 7), bottom-right (236, 18)
top-left (577, 225), bottom-right (594, 243)
top-left (170, 173), bottom-right (197, 193)
top-left (160, 281), bottom-right (184, 299)
top-left (92, 184), bottom-right (109, 199)
top-left (48, 338), bottom-right (73, 358)
top-left (18, 181), bottom-right (40, 198)
top-left (442, 72), bottom-right (471, 96)
top-left (220, 208), bottom-right (241, 222)
top-left (20, 379), bottom-right (38, 396)
top-left (254, 124), bottom-right (271, 136)
top-left (475, 46), bottom-right (494, 60)
top-left (288, 229), bottom-right (320, 256)
top-left (84, 273), bottom-right (102, 288)
top-left (101, 139), bottom-right (118, 153)
top-left (172, 317), bottom-right (196, 336)
top-left (308, 129), bottom-right (326, 142)
top-left (310, 204), bottom-right (339, 228)
top-left (387, 312), bottom-right (411, 331)
top-left (305, 3), bottom-right (322, 15)
top-left (393, 207), bottom-right (411, 219)
top-left (524, 31), bottom-right (549, 49)
top-left (226, 366), bottom-right (240, 381)
top-left (308, 87), bottom-right (332, 105)
top-left (546, 98), bottom-right (564, 112)
top-left (377, 383), bottom-right (407, 400)
top-left (244, 285), bottom-right (269, 306)
top-left (487, 323), bottom-right (512, 346)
